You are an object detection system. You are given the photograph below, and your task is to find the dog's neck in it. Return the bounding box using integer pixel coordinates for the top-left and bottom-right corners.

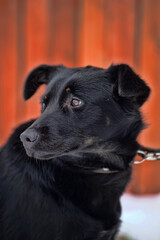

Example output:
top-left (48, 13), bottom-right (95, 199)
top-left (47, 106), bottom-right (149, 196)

top-left (60, 139), bottom-right (138, 172)
top-left (52, 162), bottom-right (132, 231)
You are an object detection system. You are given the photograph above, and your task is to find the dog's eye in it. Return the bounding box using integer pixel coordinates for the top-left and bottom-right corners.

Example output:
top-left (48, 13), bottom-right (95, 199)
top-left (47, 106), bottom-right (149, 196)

top-left (71, 98), bottom-right (82, 107)
top-left (41, 102), bottom-right (46, 112)
top-left (41, 95), bottom-right (49, 113)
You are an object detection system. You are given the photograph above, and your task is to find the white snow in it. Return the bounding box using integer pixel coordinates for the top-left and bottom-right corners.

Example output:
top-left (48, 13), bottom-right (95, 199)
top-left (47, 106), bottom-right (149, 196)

top-left (117, 193), bottom-right (160, 240)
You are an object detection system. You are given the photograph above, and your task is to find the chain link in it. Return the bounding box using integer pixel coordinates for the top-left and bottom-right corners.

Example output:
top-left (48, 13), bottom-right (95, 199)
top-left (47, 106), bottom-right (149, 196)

top-left (135, 150), bottom-right (160, 164)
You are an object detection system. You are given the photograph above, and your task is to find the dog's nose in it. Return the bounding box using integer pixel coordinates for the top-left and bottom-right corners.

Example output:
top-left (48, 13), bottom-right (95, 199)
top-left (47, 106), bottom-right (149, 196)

top-left (20, 129), bottom-right (39, 144)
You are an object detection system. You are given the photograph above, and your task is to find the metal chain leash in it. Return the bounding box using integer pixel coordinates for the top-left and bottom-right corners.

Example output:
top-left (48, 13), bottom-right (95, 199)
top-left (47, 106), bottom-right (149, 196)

top-left (135, 147), bottom-right (160, 164)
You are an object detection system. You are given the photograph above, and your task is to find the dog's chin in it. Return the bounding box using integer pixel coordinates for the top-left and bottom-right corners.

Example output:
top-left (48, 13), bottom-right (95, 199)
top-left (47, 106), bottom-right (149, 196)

top-left (24, 145), bottom-right (84, 160)
top-left (24, 148), bottom-right (77, 160)
top-left (24, 149), bottom-right (56, 160)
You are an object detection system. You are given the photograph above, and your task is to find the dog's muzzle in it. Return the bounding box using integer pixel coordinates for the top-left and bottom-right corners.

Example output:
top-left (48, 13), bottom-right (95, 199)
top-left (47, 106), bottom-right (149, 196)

top-left (20, 128), bottom-right (40, 156)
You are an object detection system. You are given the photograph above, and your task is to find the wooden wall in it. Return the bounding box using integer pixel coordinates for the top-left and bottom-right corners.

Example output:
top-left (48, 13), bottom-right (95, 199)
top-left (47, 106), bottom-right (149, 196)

top-left (0, 0), bottom-right (160, 194)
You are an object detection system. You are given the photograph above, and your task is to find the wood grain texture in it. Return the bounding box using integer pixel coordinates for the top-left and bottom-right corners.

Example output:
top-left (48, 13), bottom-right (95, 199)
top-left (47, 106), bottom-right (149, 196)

top-left (0, 0), bottom-right (159, 194)
top-left (0, 1), bottom-right (17, 142)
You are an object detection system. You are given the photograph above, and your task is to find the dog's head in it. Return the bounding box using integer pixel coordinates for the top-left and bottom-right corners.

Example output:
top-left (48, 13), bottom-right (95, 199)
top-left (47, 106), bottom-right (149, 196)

top-left (20, 64), bottom-right (150, 161)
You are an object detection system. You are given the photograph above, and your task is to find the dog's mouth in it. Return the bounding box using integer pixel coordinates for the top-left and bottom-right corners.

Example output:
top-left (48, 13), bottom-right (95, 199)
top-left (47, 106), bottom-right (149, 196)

top-left (24, 149), bottom-right (54, 160)
top-left (24, 145), bottom-right (82, 160)
top-left (23, 138), bottom-right (109, 161)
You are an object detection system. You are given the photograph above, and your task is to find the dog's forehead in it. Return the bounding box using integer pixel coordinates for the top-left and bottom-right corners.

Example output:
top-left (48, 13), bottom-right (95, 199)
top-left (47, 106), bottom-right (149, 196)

top-left (45, 66), bottom-right (109, 96)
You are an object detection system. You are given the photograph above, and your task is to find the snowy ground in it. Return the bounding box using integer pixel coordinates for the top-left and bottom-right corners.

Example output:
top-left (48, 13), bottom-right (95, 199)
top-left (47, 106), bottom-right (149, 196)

top-left (117, 193), bottom-right (160, 240)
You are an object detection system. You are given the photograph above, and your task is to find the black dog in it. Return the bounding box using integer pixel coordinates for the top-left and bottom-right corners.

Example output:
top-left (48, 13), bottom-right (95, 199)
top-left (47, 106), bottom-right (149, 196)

top-left (0, 64), bottom-right (150, 240)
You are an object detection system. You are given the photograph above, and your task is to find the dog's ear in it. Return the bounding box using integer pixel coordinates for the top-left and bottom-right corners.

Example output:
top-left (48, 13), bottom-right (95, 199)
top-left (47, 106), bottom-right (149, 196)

top-left (109, 64), bottom-right (150, 107)
top-left (23, 64), bottom-right (64, 100)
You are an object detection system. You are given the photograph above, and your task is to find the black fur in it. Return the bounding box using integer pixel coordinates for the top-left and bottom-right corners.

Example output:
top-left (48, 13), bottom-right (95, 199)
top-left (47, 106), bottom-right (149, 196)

top-left (0, 64), bottom-right (150, 240)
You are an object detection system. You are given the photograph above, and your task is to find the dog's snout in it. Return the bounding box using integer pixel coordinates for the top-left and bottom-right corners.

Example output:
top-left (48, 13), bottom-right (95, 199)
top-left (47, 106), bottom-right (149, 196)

top-left (20, 129), bottom-right (39, 144)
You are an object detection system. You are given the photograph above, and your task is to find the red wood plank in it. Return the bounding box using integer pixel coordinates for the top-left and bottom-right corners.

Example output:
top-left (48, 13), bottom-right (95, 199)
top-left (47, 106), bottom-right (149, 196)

top-left (111, 0), bottom-right (135, 64)
top-left (0, 1), bottom-right (17, 145)
top-left (25, 0), bottom-right (51, 120)
top-left (47, 0), bottom-right (77, 67)
top-left (138, 0), bottom-right (160, 194)
top-left (103, 0), bottom-right (115, 66)
top-left (140, 0), bottom-right (160, 148)
top-left (16, 0), bottom-right (28, 124)
top-left (76, 0), bottom-right (104, 67)
top-left (128, 0), bottom-right (160, 194)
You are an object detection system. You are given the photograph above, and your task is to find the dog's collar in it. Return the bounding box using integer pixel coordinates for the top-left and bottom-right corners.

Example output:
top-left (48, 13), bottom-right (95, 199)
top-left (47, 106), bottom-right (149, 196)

top-left (66, 147), bottom-right (160, 174)
top-left (67, 165), bottom-right (120, 174)
top-left (91, 168), bottom-right (119, 174)
top-left (83, 147), bottom-right (160, 173)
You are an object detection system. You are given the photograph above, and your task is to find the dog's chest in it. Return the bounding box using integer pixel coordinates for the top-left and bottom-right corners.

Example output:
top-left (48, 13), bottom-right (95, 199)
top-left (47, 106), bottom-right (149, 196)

top-left (0, 178), bottom-right (105, 240)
